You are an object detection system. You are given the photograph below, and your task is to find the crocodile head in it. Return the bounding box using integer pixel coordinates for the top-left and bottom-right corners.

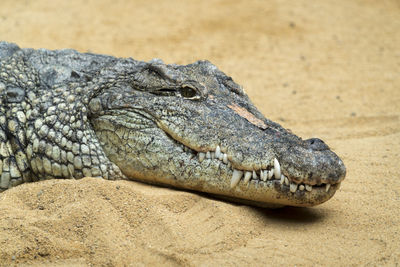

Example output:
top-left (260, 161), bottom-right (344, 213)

top-left (89, 59), bottom-right (346, 207)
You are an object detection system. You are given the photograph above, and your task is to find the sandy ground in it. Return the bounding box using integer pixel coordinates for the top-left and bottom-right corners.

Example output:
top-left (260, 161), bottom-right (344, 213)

top-left (0, 0), bottom-right (399, 266)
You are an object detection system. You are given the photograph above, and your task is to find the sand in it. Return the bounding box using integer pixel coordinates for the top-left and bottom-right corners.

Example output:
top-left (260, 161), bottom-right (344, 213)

top-left (0, 0), bottom-right (399, 265)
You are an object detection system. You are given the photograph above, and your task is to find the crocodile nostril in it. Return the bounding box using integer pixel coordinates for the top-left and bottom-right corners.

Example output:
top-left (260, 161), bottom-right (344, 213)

top-left (306, 138), bottom-right (329, 151)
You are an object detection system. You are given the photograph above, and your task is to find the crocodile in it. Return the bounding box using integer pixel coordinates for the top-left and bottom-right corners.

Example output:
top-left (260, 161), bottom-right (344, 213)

top-left (0, 42), bottom-right (346, 208)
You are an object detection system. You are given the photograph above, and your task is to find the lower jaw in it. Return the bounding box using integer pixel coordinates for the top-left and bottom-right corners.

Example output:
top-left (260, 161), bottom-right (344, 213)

top-left (224, 180), bottom-right (341, 207)
top-left (122, 163), bottom-right (341, 208)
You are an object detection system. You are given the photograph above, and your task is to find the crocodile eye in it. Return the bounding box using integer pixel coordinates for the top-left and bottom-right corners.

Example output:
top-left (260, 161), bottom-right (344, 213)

top-left (179, 86), bottom-right (197, 98)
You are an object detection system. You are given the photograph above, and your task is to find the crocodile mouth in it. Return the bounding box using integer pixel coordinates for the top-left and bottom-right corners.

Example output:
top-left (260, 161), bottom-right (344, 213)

top-left (172, 136), bottom-right (340, 196)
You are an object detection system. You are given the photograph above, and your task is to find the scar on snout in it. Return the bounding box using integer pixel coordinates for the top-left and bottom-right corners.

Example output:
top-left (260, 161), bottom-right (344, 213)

top-left (227, 103), bottom-right (267, 129)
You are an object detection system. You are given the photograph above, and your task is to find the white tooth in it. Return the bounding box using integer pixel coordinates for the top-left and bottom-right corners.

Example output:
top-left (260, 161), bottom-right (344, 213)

top-left (284, 176), bottom-right (289, 186)
top-left (230, 170), bottom-right (243, 188)
top-left (199, 152), bottom-right (205, 162)
top-left (223, 153), bottom-right (228, 164)
top-left (299, 185), bottom-right (305, 191)
top-left (305, 185), bottom-right (312, 192)
top-left (252, 170), bottom-right (258, 179)
top-left (215, 145), bottom-right (221, 158)
top-left (290, 183), bottom-right (298, 193)
top-left (211, 152), bottom-right (215, 159)
top-left (268, 169), bottom-right (274, 179)
top-left (262, 170), bottom-right (268, 181)
top-left (218, 153), bottom-right (223, 161)
top-left (325, 184), bottom-right (331, 192)
top-left (280, 174), bottom-right (285, 184)
top-left (273, 158), bottom-right (281, 178)
top-left (244, 171), bottom-right (252, 184)
top-left (260, 170), bottom-right (268, 182)
top-left (206, 151), bottom-right (211, 159)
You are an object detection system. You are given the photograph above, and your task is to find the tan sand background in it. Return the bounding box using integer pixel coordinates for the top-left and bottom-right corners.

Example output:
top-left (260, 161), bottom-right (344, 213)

top-left (0, 0), bottom-right (399, 266)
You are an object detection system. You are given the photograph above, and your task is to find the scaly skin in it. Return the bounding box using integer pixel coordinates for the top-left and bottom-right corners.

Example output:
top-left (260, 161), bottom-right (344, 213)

top-left (0, 42), bottom-right (346, 207)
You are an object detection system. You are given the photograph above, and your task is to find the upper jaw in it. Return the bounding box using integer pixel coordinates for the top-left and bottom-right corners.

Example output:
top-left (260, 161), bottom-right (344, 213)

top-left (157, 111), bottom-right (346, 191)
